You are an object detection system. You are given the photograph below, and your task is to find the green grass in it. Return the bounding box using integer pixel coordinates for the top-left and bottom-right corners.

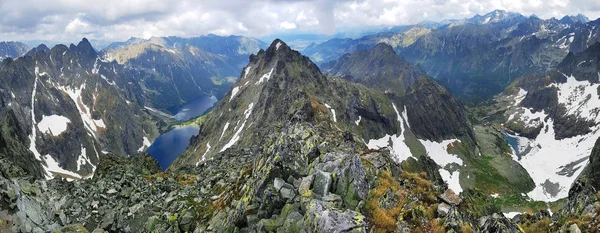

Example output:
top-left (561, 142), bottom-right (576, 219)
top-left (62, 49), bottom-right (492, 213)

top-left (210, 76), bottom-right (237, 85)
top-left (493, 194), bottom-right (550, 214)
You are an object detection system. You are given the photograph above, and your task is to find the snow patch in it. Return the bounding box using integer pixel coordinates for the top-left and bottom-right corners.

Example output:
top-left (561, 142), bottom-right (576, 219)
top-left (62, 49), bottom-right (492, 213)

top-left (419, 138), bottom-right (463, 193)
top-left (276, 42), bottom-right (282, 50)
top-left (93, 119), bottom-right (106, 128)
top-left (92, 59), bottom-right (100, 74)
top-left (59, 84), bottom-right (103, 138)
top-left (243, 66), bottom-right (252, 79)
top-left (366, 104), bottom-right (413, 163)
top-left (355, 116), bottom-right (362, 126)
top-left (219, 122), bottom-right (230, 141)
top-left (419, 139), bottom-right (463, 167)
top-left (230, 86), bottom-right (240, 102)
top-left (439, 169), bottom-right (462, 193)
top-left (100, 74), bottom-right (116, 86)
top-left (221, 103), bottom-right (254, 152)
top-left (553, 73), bottom-right (600, 122)
top-left (503, 212), bottom-right (522, 219)
top-left (255, 68), bottom-right (275, 85)
top-left (28, 66), bottom-right (51, 178)
top-left (76, 145), bottom-right (92, 171)
top-left (196, 143), bottom-right (211, 166)
top-left (324, 103), bottom-right (337, 122)
top-left (402, 106), bottom-right (410, 128)
top-left (506, 118), bottom-right (594, 201)
top-left (43, 154), bottom-right (82, 179)
top-left (137, 137), bottom-right (151, 152)
top-left (38, 115), bottom-right (71, 136)
top-left (482, 17), bottom-right (491, 24)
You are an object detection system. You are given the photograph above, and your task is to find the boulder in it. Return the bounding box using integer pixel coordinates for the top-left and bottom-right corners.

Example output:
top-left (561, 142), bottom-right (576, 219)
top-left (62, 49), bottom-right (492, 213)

top-left (303, 200), bottom-right (366, 233)
top-left (568, 223), bottom-right (582, 233)
top-left (313, 171), bottom-right (332, 196)
top-left (439, 189), bottom-right (462, 205)
top-left (479, 213), bottom-right (521, 233)
top-left (299, 175), bottom-right (314, 197)
top-left (437, 203), bottom-right (451, 217)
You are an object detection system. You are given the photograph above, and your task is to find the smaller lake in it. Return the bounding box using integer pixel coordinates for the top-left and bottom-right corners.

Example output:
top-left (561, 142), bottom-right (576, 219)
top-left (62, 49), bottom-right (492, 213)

top-left (502, 130), bottom-right (520, 156)
top-left (147, 126), bottom-right (200, 170)
top-left (171, 95), bottom-right (218, 121)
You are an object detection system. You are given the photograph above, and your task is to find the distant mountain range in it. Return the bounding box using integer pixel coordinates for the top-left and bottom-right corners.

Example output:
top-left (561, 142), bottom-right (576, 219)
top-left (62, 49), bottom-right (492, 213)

top-left (302, 10), bottom-right (600, 102)
top-left (100, 35), bottom-right (267, 111)
top-left (0, 41), bottom-right (29, 60)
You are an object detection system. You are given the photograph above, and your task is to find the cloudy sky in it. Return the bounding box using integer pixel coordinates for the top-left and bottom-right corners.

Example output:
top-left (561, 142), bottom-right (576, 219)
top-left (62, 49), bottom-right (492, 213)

top-left (1, 0), bottom-right (599, 44)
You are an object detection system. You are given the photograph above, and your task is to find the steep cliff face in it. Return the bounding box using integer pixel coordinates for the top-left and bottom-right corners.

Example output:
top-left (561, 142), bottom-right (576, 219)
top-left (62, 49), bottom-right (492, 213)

top-left (0, 38), bottom-right (159, 179)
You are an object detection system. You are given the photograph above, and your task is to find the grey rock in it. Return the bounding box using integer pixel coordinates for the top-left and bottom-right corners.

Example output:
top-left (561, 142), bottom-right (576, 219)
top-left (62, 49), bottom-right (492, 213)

top-left (274, 177), bottom-right (286, 191)
top-left (303, 200), bottom-right (366, 233)
top-left (280, 187), bottom-right (296, 200)
top-left (437, 203), bottom-right (451, 217)
top-left (313, 171), bottom-right (332, 196)
top-left (568, 223), bottom-right (582, 233)
top-left (439, 189), bottom-right (462, 205)
top-left (299, 175), bottom-right (314, 196)
top-left (479, 213), bottom-right (521, 233)
top-left (321, 193), bottom-right (342, 202)
top-left (280, 211), bottom-right (304, 232)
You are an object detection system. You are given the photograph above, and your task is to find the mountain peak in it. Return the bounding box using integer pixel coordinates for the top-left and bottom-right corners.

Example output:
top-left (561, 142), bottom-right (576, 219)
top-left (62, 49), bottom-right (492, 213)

top-left (75, 38), bottom-right (97, 55)
top-left (322, 42), bottom-right (423, 95)
top-left (560, 14), bottom-right (590, 24)
top-left (372, 43), bottom-right (396, 55)
top-left (268, 39), bottom-right (290, 52)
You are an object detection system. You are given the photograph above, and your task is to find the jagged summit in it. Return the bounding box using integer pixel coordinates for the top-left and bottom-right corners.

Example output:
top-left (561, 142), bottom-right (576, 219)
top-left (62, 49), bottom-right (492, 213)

top-left (25, 44), bottom-right (50, 56)
top-left (322, 42), bottom-right (424, 95)
top-left (171, 39), bottom-right (406, 169)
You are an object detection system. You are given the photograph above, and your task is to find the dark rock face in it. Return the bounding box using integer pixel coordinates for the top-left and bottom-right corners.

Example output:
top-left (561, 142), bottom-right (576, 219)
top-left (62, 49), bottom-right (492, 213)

top-left (0, 38), bottom-right (160, 179)
top-left (0, 41), bottom-right (29, 60)
top-left (322, 44), bottom-right (476, 146)
top-left (322, 43), bottom-right (423, 95)
top-left (582, 138), bottom-right (600, 191)
top-left (403, 77), bottom-right (476, 144)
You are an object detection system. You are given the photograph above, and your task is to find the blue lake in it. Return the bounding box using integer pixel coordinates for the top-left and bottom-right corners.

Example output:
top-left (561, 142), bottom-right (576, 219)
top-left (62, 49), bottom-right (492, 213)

top-left (147, 126), bottom-right (200, 170)
top-left (502, 130), bottom-right (520, 156)
top-left (171, 95), bottom-right (218, 121)
top-left (147, 95), bottom-right (218, 169)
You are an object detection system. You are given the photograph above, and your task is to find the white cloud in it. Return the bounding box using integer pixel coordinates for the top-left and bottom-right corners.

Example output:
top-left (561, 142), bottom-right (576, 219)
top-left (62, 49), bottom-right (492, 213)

top-left (0, 0), bottom-right (598, 43)
top-left (280, 21), bottom-right (297, 29)
top-left (65, 18), bottom-right (89, 33)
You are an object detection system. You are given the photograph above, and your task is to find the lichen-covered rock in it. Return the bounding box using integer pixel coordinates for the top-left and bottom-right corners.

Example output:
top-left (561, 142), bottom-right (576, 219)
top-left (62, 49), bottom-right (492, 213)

top-left (479, 213), bottom-right (522, 233)
top-left (303, 200), bottom-right (366, 233)
top-left (313, 171), bottom-right (332, 197)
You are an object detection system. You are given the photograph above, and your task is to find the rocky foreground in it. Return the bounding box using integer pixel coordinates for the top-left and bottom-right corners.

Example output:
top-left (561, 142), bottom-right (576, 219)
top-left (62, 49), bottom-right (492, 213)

top-left (1, 123), bottom-right (600, 232)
